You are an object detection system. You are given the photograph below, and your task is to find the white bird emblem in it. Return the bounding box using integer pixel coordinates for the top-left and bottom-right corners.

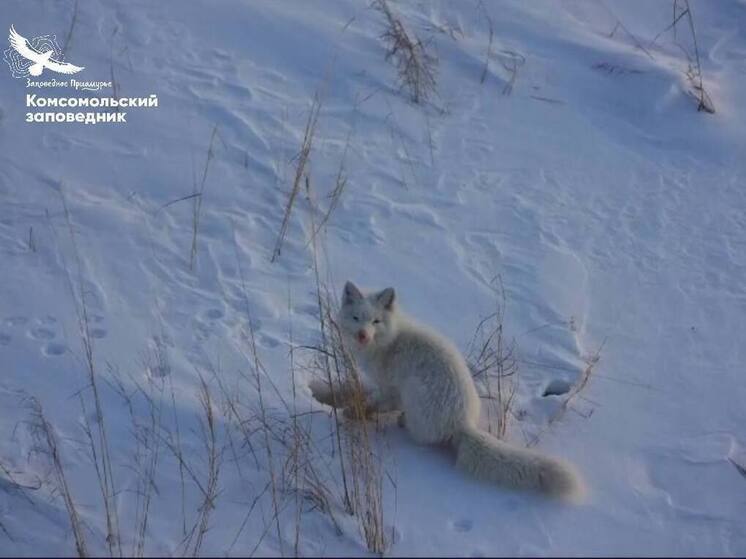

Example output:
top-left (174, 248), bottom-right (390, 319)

top-left (7, 25), bottom-right (84, 76)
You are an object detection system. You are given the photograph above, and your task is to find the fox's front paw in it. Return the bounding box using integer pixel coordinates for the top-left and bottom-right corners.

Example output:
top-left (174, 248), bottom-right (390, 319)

top-left (309, 378), bottom-right (336, 407)
top-left (397, 412), bottom-right (406, 428)
top-left (343, 405), bottom-right (372, 421)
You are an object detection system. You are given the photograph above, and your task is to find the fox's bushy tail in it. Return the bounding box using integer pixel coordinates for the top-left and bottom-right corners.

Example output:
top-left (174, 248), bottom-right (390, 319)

top-left (454, 425), bottom-right (584, 502)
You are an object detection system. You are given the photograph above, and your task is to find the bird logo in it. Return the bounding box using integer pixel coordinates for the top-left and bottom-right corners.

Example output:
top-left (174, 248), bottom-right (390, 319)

top-left (4, 25), bottom-right (84, 78)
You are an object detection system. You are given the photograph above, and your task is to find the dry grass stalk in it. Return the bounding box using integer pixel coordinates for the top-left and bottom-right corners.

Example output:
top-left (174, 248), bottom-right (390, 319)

top-left (288, 289), bottom-right (302, 556)
top-left (143, 228), bottom-right (189, 537)
top-left (182, 376), bottom-right (223, 557)
top-left (107, 361), bottom-right (165, 558)
top-left (304, 178), bottom-right (353, 515)
top-left (27, 397), bottom-right (89, 557)
top-left (477, 0), bottom-right (525, 97)
top-left (304, 131), bottom-right (352, 250)
top-left (272, 91), bottom-right (323, 262)
top-left (28, 226), bottom-right (36, 252)
top-left (384, 99), bottom-right (421, 189)
top-left (478, 0), bottom-right (494, 84)
top-left (53, 190), bottom-right (122, 557)
top-left (605, 3), bottom-right (655, 61)
top-left (0, 459), bottom-right (42, 495)
top-left (671, 0), bottom-right (715, 113)
top-left (729, 457), bottom-right (746, 481)
top-left (497, 50), bottom-right (525, 96)
top-left (190, 125), bottom-right (220, 270)
top-left (306, 194), bottom-right (389, 552)
top-left (305, 293), bottom-right (389, 553)
top-left (0, 458), bottom-right (41, 541)
top-left (109, 28), bottom-right (121, 112)
top-left (0, 520), bottom-right (10, 542)
top-left (232, 224), bottom-right (286, 555)
top-left (63, 0), bottom-right (79, 51)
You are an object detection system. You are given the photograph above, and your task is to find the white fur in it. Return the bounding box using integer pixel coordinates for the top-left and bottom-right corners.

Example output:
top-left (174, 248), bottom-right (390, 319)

top-left (335, 281), bottom-right (584, 501)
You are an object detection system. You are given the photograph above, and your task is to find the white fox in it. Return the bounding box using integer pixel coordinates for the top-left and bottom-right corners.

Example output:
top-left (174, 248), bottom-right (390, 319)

top-left (312, 281), bottom-right (584, 501)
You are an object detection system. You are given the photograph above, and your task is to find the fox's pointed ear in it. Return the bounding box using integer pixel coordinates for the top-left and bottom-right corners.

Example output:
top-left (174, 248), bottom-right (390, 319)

top-left (375, 287), bottom-right (396, 311)
top-left (342, 281), bottom-right (363, 305)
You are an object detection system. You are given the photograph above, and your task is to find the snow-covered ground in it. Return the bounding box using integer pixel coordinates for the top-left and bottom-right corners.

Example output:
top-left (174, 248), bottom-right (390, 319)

top-left (1, 0), bottom-right (745, 556)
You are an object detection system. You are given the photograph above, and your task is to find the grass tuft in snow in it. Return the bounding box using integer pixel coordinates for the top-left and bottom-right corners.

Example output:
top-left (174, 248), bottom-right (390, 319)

top-left (373, 0), bottom-right (438, 104)
top-left (670, 0), bottom-right (715, 113)
top-left (466, 275), bottom-right (519, 440)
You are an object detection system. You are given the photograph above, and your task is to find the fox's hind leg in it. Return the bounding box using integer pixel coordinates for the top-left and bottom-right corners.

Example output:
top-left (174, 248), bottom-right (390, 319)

top-left (309, 378), bottom-right (364, 409)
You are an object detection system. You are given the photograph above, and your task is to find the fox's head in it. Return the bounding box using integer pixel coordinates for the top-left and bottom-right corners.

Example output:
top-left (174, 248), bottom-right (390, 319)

top-left (337, 281), bottom-right (398, 351)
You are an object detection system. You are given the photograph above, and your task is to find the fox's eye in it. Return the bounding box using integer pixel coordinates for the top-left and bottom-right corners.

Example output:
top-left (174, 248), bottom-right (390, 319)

top-left (373, 318), bottom-right (381, 324)
top-left (352, 316), bottom-right (359, 321)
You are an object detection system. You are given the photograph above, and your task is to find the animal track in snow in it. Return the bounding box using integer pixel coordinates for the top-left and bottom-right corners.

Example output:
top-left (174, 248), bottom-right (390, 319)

top-left (203, 308), bottom-right (224, 320)
top-left (4, 316), bottom-right (28, 327)
top-left (388, 525), bottom-right (402, 545)
top-left (147, 362), bottom-right (171, 378)
top-left (192, 307), bottom-right (226, 341)
top-left (0, 332), bottom-right (11, 345)
top-left (258, 333), bottom-right (280, 349)
top-left (90, 328), bottom-right (107, 339)
top-left (42, 342), bottom-right (67, 357)
top-left (542, 378), bottom-right (572, 397)
top-left (28, 327), bottom-right (55, 341)
top-left (451, 518), bottom-right (474, 533)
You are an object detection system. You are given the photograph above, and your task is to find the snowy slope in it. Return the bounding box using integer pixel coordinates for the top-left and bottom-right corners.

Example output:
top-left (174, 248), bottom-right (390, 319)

top-left (1, 0), bottom-right (745, 556)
